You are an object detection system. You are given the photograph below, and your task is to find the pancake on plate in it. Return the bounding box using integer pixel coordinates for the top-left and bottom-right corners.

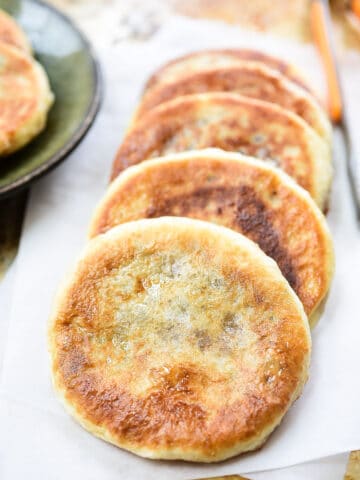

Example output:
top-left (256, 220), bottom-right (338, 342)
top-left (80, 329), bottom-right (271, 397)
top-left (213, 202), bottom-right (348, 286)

top-left (144, 49), bottom-right (315, 97)
top-left (0, 42), bottom-right (54, 156)
top-left (91, 149), bottom-right (334, 325)
top-left (111, 93), bottom-right (332, 210)
top-left (49, 217), bottom-right (311, 462)
top-left (135, 64), bottom-right (331, 143)
top-left (0, 9), bottom-right (31, 53)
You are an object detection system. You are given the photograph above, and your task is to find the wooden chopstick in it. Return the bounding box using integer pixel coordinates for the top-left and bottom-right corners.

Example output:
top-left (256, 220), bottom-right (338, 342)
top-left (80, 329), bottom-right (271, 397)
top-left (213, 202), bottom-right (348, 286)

top-left (310, 0), bottom-right (342, 122)
top-left (310, 0), bottom-right (360, 223)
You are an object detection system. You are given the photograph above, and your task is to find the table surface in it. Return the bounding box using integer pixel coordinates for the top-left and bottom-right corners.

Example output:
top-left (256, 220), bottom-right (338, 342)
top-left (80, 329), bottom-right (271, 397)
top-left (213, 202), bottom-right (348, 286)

top-left (0, 1), bottom-right (359, 478)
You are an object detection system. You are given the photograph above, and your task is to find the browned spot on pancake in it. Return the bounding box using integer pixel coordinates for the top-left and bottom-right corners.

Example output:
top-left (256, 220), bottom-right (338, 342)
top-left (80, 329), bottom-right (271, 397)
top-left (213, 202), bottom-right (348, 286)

top-left (60, 347), bottom-right (91, 381)
top-left (134, 277), bottom-right (145, 294)
top-left (222, 312), bottom-right (240, 332)
top-left (194, 329), bottom-right (212, 351)
top-left (234, 185), bottom-right (298, 289)
top-left (145, 185), bottom-right (298, 290)
top-left (64, 364), bottom-right (208, 445)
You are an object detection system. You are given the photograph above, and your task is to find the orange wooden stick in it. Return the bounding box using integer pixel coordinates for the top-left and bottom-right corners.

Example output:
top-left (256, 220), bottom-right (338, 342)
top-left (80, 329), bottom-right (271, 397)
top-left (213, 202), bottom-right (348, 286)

top-left (351, 0), bottom-right (360, 19)
top-left (310, 0), bottom-right (342, 123)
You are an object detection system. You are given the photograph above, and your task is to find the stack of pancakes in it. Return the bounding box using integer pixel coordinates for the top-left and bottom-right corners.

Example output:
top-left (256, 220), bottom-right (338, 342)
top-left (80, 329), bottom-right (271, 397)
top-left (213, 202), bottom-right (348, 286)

top-left (49, 50), bottom-right (334, 463)
top-left (0, 9), bottom-right (53, 156)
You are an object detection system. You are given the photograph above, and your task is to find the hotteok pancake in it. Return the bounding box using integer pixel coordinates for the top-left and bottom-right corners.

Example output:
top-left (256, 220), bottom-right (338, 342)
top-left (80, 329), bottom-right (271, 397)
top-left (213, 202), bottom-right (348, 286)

top-left (49, 217), bottom-right (311, 462)
top-left (0, 42), bottom-right (53, 156)
top-left (112, 92), bottom-right (332, 210)
top-left (144, 49), bottom-right (315, 98)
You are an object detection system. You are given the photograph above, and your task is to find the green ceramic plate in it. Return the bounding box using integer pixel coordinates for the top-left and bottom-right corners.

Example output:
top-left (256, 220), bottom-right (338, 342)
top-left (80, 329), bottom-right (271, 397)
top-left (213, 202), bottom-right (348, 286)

top-left (0, 0), bottom-right (101, 198)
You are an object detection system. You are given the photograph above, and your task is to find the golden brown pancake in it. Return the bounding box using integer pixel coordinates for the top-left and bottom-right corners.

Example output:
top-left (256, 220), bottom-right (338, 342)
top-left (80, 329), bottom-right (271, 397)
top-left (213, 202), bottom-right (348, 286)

top-left (92, 150), bottom-right (334, 325)
top-left (112, 93), bottom-right (332, 210)
top-left (0, 42), bottom-right (53, 156)
top-left (0, 9), bottom-right (31, 53)
top-left (49, 217), bottom-right (311, 462)
top-left (144, 49), bottom-right (315, 98)
top-left (136, 64), bottom-right (331, 142)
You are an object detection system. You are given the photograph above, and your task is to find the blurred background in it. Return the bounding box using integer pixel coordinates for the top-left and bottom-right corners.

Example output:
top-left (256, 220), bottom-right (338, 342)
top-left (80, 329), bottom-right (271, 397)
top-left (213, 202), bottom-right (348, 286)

top-left (47, 0), bottom-right (360, 47)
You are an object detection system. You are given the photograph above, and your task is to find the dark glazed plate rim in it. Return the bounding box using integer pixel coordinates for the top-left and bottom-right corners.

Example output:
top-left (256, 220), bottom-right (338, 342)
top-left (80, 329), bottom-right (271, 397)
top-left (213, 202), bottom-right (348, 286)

top-left (0, 0), bottom-right (102, 199)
